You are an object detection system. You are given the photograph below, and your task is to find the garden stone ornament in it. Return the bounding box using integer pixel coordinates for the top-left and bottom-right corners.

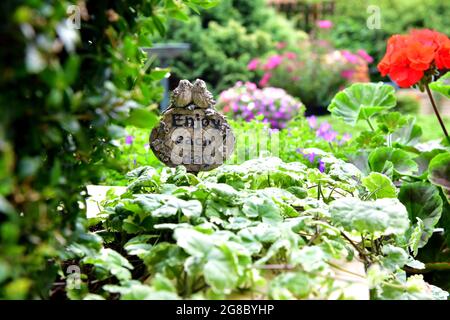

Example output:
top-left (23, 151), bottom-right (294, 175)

top-left (150, 79), bottom-right (235, 173)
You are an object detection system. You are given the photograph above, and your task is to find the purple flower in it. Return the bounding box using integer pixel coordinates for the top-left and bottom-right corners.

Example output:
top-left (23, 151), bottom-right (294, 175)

top-left (307, 115), bottom-right (317, 129)
top-left (316, 122), bottom-right (331, 137)
top-left (318, 160), bottom-right (325, 173)
top-left (340, 133), bottom-right (352, 143)
top-left (322, 130), bottom-right (338, 142)
top-left (296, 148), bottom-right (303, 154)
top-left (125, 135), bottom-right (134, 145)
top-left (306, 152), bottom-right (316, 164)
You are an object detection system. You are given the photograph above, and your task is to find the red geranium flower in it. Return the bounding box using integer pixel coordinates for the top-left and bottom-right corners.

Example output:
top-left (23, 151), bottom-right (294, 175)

top-left (377, 29), bottom-right (450, 88)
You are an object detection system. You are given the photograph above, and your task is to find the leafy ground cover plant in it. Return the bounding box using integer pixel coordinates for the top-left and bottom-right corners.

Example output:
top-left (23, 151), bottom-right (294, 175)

top-left (94, 76), bottom-right (450, 297)
top-left (62, 155), bottom-right (448, 300)
top-left (326, 79), bottom-right (450, 292)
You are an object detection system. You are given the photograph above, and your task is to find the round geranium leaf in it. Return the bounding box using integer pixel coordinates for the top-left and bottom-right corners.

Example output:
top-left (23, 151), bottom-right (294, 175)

top-left (329, 197), bottom-right (409, 235)
top-left (399, 182), bottom-right (443, 248)
top-left (428, 152), bottom-right (450, 203)
top-left (328, 82), bottom-right (396, 126)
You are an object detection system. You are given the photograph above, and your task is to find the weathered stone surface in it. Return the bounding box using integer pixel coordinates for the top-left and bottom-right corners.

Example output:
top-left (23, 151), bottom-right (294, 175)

top-left (150, 106), bottom-right (235, 173)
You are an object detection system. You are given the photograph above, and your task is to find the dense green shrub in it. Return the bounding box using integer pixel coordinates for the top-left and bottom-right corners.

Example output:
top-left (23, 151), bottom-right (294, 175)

top-left (162, 0), bottom-right (307, 93)
top-left (0, 0), bottom-right (216, 299)
top-left (166, 18), bottom-right (274, 93)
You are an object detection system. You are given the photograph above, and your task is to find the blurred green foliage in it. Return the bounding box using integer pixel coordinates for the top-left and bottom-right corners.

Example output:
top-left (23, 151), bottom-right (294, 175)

top-left (161, 0), bottom-right (308, 93)
top-left (0, 0), bottom-right (217, 299)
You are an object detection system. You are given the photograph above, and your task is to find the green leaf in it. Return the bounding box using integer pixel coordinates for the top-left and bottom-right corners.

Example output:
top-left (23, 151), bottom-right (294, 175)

top-left (126, 108), bottom-right (159, 129)
top-left (269, 272), bottom-right (312, 299)
top-left (362, 172), bottom-right (397, 199)
top-left (149, 67), bottom-right (170, 81)
top-left (174, 228), bottom-right (213, 257)
top-left (124, 235), bottom-right (155, 257)
top-left (242, 196), bottom-right (283, 223)
top-left (428, 152), bottom-right (450, 202)
top-left (168, 9), bottom-right (190, 22)
top-left (429, 72), bottom-right (450, 98)
top-left (328, 82), bottom-right (396, 126)
top-left (381, 245), bottom-right (408, 272)
top-left (292, 246), bottom-right (327, 272)
top-left (391, 117), bottom-right (422, 146)
top-left (408, 218), bottom-right (424, 256)
top-left (399, 182), bottom-right (443, 248)
top-left (413, 149), bottom-right (446, 179)
top-left (330, 197), bottom-right (409, 235)
top-left (377, 112), bottom-right (408, 134)
top-left (203, 252), bottom-right (238, 294)
top-left (82, 249), bottom-right (133, 283)
top-left (369, 147), bottom-right (418, 176)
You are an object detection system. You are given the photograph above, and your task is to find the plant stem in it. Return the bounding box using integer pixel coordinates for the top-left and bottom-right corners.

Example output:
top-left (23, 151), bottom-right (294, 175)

top-left (425, 82), bottom-right (450, 144)
top-left (340, 231), bottom-right (369, 263)
top-left (366, 117), bottom-right (375, 131)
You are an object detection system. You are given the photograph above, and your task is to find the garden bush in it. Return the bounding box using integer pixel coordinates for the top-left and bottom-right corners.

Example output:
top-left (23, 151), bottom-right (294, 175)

top-left (161, 0), bottom-right (307, 93)
top-left (247, 42), bottom-right (372, 111)
top-left (164, 18), bottom-right (275, 94)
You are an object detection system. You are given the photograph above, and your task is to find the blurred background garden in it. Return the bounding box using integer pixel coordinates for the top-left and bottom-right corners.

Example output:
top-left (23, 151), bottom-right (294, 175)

top-left (1, 0), bottom-right (450, 300)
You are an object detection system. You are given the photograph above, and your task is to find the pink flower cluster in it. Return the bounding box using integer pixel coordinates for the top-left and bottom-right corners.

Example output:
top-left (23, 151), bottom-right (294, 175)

top-left (247, 52), bottom-right (298, 87)
top-left (218, 82), bottom-right (304, 129)
top-left (316, 20), bottom-right (333, 29)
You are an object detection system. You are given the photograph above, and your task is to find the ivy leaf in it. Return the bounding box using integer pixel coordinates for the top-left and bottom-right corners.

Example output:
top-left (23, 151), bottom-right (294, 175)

top-left (330, 197), bottom-right (409, 235)
top-left (328, 82), bottom-right (396, 126)
top-left (369, 147), bottom-right (418, 176)
top-left (362, 172), bottom-right (397, 199)
top-left (399, 182), bottom-right (443, 248)
top-left (429, 71), bottom-right (450, 98)
top-left (428, 152), bottom-right (450, 202)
